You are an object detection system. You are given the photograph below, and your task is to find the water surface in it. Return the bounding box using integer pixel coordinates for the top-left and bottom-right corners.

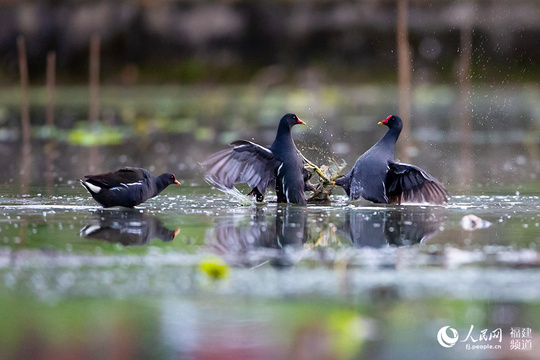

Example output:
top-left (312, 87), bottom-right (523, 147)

top-left (1, 183), bottom-right (539, 359)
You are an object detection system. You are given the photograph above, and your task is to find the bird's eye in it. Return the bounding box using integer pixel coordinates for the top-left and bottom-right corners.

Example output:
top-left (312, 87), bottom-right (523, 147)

top-left (292, 115), bottom-right (297, 119)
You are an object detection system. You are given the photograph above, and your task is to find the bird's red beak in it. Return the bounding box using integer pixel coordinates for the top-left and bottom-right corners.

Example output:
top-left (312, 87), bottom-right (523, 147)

top-left (174, 177), bottom-right (181, 185)
top-left (378, 115), bottom-right (391, 125)
top-left (174, 229), bottom-right (181, 237)
top-left (297, 118), bottom-right (306, 125)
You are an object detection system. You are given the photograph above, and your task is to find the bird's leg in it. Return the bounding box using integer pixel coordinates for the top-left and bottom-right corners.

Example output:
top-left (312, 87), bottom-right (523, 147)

top-left (249, 188), bottom-right (265, 202)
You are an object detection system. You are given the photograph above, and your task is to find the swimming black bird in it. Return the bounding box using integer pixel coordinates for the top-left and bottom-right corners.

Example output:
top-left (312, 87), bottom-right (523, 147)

top-left (334, 115), bottom-right (449, 204)
top-left (203, 113), bottom-right (310, 205)
top-left (79, 167), bottom-right (180, 208)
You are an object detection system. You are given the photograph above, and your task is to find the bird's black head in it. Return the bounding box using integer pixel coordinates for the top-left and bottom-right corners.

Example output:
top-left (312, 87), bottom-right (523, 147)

top-left (378, 115), bottom-right (403, 130)
top-left (280, 113), bottom-right (306, 128)
top-left (159, 173), bottom-right (181, 186)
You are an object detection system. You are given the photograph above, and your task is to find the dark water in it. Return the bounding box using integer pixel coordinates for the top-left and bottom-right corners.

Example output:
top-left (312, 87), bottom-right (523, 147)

top-left (1, 85), bottom-right (540, 359)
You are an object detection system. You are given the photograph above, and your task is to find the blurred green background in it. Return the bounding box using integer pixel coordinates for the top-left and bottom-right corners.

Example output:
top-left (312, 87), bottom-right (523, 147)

top-left (1, 1), bottom-right (540, 360)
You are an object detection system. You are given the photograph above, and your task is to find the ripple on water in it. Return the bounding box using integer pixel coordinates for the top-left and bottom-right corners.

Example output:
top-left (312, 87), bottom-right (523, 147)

top-left (0, 190), bottom-right (539, 300)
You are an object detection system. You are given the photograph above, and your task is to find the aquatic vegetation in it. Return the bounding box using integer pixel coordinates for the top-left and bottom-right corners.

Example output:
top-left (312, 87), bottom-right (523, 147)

top-left (68, 123), bottom-right (128, 146)
top-left (199, 255), bottom-right (230, 280)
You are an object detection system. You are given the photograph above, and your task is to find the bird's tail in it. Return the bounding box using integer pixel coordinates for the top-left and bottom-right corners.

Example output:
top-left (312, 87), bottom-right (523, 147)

top-left (79, 179), bottom-right (101, 194)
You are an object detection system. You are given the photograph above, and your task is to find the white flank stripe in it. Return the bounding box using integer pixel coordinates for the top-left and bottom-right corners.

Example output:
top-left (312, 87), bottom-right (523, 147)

top-left (122, 182), bottom-right (143, 188)
top-left (382, 181), bottom-right (388, 202)
top-left (277, 164), bottom-right (283, 176)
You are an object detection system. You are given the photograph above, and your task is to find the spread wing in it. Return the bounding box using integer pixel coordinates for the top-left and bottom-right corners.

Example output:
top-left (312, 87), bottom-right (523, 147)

top-left (84, 167), bottom-right (145, 188)
top-left (203, 140), bottom-right (280, 194)
top-left (385, 162), bottom-right (449, 205)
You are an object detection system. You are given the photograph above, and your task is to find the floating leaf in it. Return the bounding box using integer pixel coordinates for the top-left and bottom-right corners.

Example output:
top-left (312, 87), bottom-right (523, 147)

top-left (199, 255), bottom-right (230, 280)
top-left (67, 122), bottom-right (128, 146)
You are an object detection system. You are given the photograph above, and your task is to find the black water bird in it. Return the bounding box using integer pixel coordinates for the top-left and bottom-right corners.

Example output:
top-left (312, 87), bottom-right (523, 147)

top-left (334, 115), bottom-right (449, 204)
top-left (79, 167), bottom-right (180, 208)
top-left (203, 113), bottom-right (310, 205)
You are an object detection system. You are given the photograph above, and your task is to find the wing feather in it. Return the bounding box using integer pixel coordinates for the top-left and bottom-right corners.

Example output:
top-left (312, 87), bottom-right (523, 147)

top-left (84, 167), bottom-right (146, 188)
top-left (385, 162), bottom-right (449, 205)
top-left (203, 140), bottom-right (279, 194)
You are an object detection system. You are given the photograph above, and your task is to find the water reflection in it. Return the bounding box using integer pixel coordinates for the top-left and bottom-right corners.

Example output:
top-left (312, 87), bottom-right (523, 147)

top-left (210, 207), bottom-right (308, 267)
top-left (209, 206), bottom-right (446, 265)
top-left (212, 207), bottom-right (308, 251)
top-left (44, 138), bottom-right (58, 196)
top-left (80, 210), bottom-right (179, 246)
top-left (19, 141), bottom-right (31, 195)
top-left (340, 207), bottom-right (446, 248)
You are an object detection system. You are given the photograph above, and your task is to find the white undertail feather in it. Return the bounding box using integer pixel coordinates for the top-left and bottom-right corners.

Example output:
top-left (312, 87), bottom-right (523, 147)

top-left (81, 181), bottom-right (101, 193)
top-left (80, 225), bottom-right (100, 236)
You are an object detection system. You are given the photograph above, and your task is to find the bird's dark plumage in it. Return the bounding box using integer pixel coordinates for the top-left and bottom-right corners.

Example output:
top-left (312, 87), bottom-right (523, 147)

top-left (79, 167), bottom-right (180, 208)
top-left (203, 113), bottom-right (309, 205)
top-left (334, 115), bottom-right (449, 205)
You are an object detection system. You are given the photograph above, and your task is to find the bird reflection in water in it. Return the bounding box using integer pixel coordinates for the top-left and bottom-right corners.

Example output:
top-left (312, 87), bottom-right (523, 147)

top-left (210, 206), bottom-right (308, 267)
top-left (80, 210), bottom-right (179, 246)
top-left (340, 207), bottom-right (445, 248)
top-left (209, 206), bottom-right (445, 265)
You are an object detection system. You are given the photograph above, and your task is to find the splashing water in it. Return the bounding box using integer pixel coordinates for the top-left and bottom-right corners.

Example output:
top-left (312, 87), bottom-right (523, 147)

top-left (204, 176), bottom-right (254, 206)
